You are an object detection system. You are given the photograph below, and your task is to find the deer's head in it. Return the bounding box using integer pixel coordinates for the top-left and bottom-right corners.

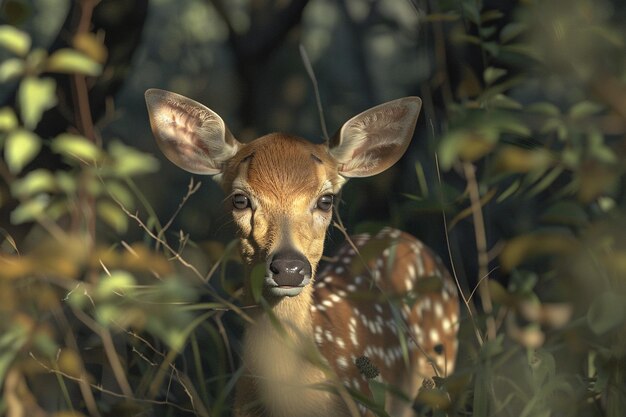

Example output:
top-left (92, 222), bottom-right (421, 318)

top-left (145, 89), bottom-right (421, 299)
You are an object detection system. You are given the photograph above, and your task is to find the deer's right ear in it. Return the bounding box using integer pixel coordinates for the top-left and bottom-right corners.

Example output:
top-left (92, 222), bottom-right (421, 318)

top-left (145, 89), bottom-right (241, 176)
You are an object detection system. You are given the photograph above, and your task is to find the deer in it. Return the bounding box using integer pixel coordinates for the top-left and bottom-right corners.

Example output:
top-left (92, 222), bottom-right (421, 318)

top-left (145, 89), bottom-right (460, 417)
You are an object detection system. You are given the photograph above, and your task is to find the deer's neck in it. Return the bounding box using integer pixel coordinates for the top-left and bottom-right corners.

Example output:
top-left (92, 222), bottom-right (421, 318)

top-left (241, 284), bottom-right (338, 416)
top-left (243, 285), bottom-right (316, 366)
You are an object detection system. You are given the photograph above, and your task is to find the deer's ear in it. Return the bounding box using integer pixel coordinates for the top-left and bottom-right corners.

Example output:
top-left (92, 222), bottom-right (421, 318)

top-left (145, 89), bottom-right (241, 175)
top-left (329, 97), bottom-right (422, 178)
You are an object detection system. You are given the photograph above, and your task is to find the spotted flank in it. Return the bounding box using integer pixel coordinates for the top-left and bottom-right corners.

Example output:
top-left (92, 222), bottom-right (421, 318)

top-left (312, 227), bottom-right (460, 414)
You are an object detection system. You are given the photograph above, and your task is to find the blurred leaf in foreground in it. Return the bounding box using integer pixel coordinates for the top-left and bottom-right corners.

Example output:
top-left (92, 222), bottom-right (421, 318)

top-left (4, 129), bottom-right (41, 174)
top-left (0, 25), bottom-right (31, 56)
top-left (18, 76), bottom-right (57, 130)
top-left (46, 48), bottom-right (102, 76)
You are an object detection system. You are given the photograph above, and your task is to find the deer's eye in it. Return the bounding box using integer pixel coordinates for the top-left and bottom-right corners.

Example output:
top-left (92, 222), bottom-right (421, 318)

top-left (233, 194), bottom-right (250, 210)
top-left (316, 194), bottom-right (333, 212)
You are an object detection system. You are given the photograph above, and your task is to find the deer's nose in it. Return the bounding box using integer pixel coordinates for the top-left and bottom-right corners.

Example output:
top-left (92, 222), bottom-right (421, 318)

top-left (267, 250), bottom-right (312, 287)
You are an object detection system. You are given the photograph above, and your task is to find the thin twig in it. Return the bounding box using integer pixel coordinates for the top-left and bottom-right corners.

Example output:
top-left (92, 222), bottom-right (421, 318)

top-left (157, 177), bottom-right (202, 247)
top-left (28, 352), bottom-right (198, 414)
top-left (123, 328), bottom-right (210, 417)
top-left (111, 193), bottom-right (253, 323)
top-left (214, 312), bottom-right (236, 373)
top-left (467, 266), bottom-right (500, 303)
top-left (299, 44), bottom-right (330, 143)
top-left (72, 308), bottom-right (135, 398)
top-left (52, 306), bottom-right (102, 417)
top-left (435, 154), bottom-right (484, 346)
top-left (462, 161), bottom-right (497, 341)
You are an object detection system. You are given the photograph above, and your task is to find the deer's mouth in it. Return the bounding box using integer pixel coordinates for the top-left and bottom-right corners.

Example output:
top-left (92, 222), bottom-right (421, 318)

top-left (263, 275), bottom-right (311, 297)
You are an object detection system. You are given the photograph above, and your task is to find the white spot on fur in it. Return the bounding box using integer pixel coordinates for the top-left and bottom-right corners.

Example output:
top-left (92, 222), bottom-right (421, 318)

top-left (352, 378), bottom-right (361, 389)
top-left (349, 317), bottom-right (359, 346)
top-left (429, 328), bottom-right (440, 343)
top-left (336, 356), bottom-right (348, 369)
top-left (442, 317), bottom-right (451, 332)
top-left (407, 264), bottom-right (416, 278)
top-left (434, 302), bottom-right (444, 318)
top-left (336, 337), bottom-right (346, 349)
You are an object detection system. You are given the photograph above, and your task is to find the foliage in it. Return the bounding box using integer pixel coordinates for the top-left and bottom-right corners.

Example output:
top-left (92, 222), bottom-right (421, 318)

top-left (0, 0), bottom-right (626, 416)
top-left (408, 0), bottom-right (626, 416)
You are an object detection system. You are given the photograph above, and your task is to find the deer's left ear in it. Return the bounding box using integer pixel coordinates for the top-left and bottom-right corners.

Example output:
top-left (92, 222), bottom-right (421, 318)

top-left (329, 97), bottom-right (422, 178)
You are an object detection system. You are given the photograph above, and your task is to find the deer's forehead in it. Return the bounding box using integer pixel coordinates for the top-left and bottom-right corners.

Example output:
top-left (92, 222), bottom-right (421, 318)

top-left (227, 134), bottom-right (340, 200)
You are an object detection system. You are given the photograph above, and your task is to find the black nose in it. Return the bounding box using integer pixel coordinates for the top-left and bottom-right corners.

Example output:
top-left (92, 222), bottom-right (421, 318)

top-left (268, 250), bottom-right (312, 287)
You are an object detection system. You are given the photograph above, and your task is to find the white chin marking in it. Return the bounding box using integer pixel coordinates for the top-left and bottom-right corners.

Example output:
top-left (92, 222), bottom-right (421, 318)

top-left (266, 286), bottom-right (304, 297)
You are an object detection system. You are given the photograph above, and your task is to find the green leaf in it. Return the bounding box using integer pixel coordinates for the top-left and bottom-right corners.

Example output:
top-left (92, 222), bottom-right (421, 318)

top-left (493, 146), bottom-right (551, 174)
top-left (0, 25), bottom-right (31, 56)
top-left (0, 58), bottom-right (24, 82)
top-left (96, 270), bottom-right (136, 298)
top-left (540, 118), bottom-right (567, 140)
top-left (540, 200), bottom-right (588, 227)
top-left (108, 140), bottom-right (160, 176)
top-left (569, 101), bottom-right (603, 119)
top-left (46, 48), bottom-right (102, 76)
top-left (479, 25), bottom-right (497, 38)
top-left (73, 32), bottom-right (108, 64)
top-left (461, 1), bottom-right (480, 24)
top-left (497, 179), bottom-right (521, 202)
top-left (55, 171), bottom-right (77, 194)
top-left (18, 77), bottom-right (57, 129)
top-left (487, 93), bottom-right (523, 110)
top-left (483, 67), bottom-right (507, 85)
top-left (97, 200), bottom-right (128, 233)
top-left (369, 380), bottom-right (387, 409)
top-left (500, 22), bottom-right (526, 43)
top-left (11, 169), bottom-right (55, 198)
top-left (482, 41), bottom-right (500, 57)
top-left (591, 145), bottom-right (617, 164)
top-left (5, 129), bottom-right (41, 173)
top-left (0, 107), bottom-right (18, 131)
top-left (439, 129), bottom-right (497, 169)
top-left (105, 180), bottom-right (134, 208)
top-left (587, 292), bottom-right (626, 335)
top-left (52, 133), bottom-right (102, 163)
top-left (527, 102), bottom-right (560, 116)
top-left (10, 194), bottom-right (49, 224)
